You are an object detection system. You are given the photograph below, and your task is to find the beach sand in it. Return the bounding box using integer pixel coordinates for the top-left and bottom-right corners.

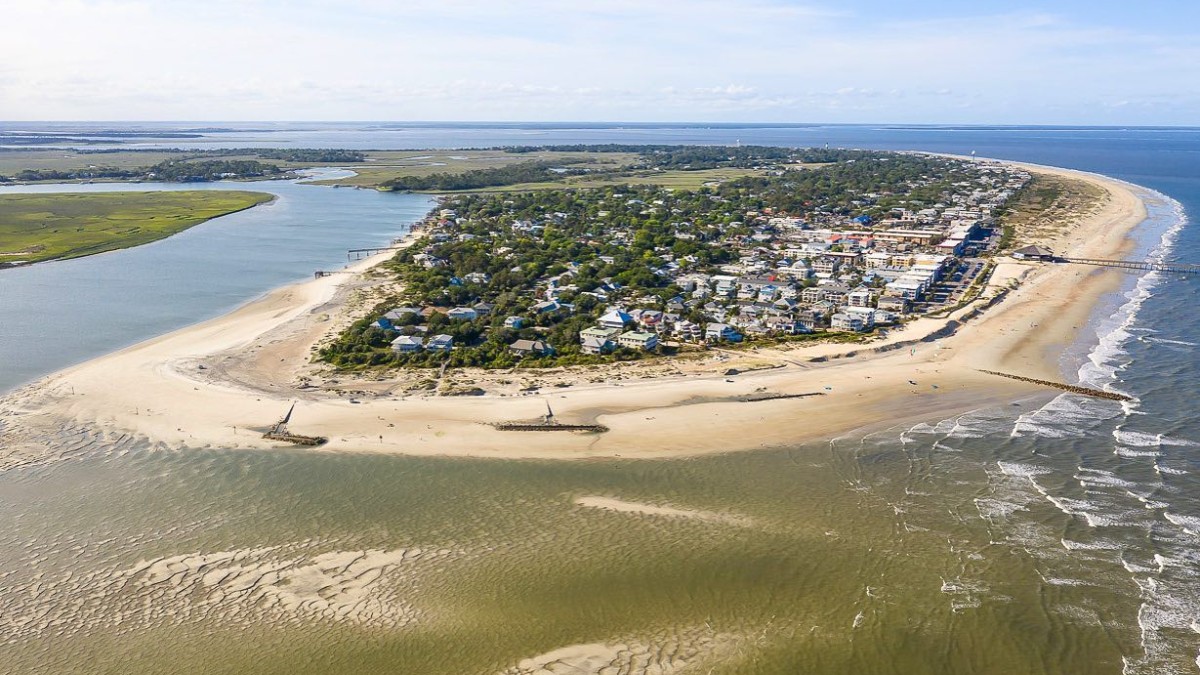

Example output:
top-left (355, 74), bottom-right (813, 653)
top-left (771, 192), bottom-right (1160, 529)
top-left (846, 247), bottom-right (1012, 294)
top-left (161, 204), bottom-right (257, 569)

top-left (0, 162), bottom-right (1149, 466)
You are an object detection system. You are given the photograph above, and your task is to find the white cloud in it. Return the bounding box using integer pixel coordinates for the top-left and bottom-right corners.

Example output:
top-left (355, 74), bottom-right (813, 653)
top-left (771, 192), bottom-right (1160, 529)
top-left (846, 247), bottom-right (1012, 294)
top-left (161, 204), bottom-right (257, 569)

top-left (0, 1), bottom-right (1196, 123)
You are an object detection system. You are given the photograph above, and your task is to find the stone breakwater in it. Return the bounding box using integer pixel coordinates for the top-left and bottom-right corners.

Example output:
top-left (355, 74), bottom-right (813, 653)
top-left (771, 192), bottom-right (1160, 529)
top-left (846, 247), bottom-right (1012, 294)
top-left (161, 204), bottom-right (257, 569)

top-left (977, 369), bottom-right (1133, 402)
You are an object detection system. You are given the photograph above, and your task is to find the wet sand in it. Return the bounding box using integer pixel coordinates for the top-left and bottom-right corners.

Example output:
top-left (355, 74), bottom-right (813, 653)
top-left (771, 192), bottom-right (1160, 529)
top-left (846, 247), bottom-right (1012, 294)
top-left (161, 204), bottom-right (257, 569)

top-left (0, 162), bottom-right (1149, 466)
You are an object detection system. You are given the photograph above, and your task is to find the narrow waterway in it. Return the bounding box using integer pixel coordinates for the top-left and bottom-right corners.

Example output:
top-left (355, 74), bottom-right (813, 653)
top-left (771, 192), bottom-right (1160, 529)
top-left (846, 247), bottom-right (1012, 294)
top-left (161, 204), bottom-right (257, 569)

top-left (0, 173), bottom-right (434, 392)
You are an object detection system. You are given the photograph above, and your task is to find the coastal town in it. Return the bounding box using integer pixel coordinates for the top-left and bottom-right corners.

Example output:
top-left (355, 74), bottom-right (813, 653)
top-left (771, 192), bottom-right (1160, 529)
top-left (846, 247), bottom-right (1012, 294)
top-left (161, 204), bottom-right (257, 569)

top-left (319, 150), bottom-right (1033, 369)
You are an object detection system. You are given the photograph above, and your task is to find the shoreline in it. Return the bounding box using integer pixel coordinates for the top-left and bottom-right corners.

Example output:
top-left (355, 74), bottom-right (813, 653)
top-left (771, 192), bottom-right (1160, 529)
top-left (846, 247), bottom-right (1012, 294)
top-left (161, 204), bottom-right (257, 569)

top-left (0, 161), bottom-right (1152, 466)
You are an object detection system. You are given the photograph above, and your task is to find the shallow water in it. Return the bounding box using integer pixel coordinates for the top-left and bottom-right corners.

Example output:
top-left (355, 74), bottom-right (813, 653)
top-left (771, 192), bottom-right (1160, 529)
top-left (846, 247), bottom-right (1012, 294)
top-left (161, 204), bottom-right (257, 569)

top-left (2, 126), bottom-right (1200, 673)
top-left (0, 174), bottom-right (434, 393)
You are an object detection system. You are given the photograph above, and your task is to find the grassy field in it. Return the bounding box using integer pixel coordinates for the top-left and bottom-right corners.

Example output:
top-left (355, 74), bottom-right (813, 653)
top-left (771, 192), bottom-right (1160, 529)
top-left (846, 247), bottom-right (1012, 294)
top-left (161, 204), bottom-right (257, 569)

top-left (0, 190), bottom-right (273, 265)
top-left (0, 149), bottom-right (772, 193)
top-left (462, 167), bottom-right (767, 193)
top-left (0, 150), bottom-right (188, 176)
top-left (998, 174), bottom-right (1104, 249)
top-left (306, 150), bottom-right (642, 188)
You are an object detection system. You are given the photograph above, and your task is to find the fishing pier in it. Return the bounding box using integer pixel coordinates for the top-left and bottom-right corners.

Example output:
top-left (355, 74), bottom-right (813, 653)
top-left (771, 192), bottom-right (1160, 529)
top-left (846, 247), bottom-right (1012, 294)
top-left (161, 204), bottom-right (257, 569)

top-left (1058, 257), bottom-right (1200, 275)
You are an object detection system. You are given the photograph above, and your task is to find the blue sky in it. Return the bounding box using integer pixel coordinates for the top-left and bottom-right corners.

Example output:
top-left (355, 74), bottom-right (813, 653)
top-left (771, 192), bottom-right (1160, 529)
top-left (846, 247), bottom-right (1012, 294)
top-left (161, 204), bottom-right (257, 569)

top-left (1, 0), bottom-right (1197, 124)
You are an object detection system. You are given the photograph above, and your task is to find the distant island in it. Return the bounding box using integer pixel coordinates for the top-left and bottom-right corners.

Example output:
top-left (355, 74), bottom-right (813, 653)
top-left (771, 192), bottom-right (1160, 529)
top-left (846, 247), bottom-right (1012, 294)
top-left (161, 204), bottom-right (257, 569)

top-left (0, 149), bottom-right (366, 184)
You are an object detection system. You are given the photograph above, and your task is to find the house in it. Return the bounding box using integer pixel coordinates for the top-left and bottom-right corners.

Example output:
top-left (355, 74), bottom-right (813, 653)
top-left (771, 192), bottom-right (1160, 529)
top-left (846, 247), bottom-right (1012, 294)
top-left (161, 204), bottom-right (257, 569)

top-left (532, 299), bottom-right (561, 314)
top-left (1012, 245), bottom-right (1056, 261)
top-left (847, 288), bottom-right (874, 308)
top-left (390, 335), bottom-right (423, 352)
top-left (580, 336), bottom-right (613, 355)
top-left (503, 316), bottom-right (526, 329)
top-left (383, 307), bottom-right (421, 321)
top-left (579, 326), bottom-right (622, 353)
top-left (447, 307), bottom-right (478, 321)
top-left (375, 317), bottom-right (395, 331)
top-left (472, 302), bottom-right (495, 317)
top-left (598, 308), bottom-right (632, 330)
top-left (425, 334), bottom-right (454, 352)
top-left (674, 320), bottom-right (702, 341)
top-left (510, 339), bottom-right (554, 357)
top-left (637, 310), bottom-right (665, 329)
top-left (705, 322), bottom-right (742, 342)
top-left (831, 313), bottom-right (867, 331)
top-left (617, 331), bottom-right (659, 351)
top-left (845, 306), bottom-right (876, 329)
top-left (877, 296), bottom-right (910, 313)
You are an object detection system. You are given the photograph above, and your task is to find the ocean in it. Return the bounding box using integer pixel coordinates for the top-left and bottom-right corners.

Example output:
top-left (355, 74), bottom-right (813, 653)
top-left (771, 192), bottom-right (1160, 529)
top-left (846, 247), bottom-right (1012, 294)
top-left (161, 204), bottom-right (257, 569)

top-left (1, 123), bottom-right (1198, 674)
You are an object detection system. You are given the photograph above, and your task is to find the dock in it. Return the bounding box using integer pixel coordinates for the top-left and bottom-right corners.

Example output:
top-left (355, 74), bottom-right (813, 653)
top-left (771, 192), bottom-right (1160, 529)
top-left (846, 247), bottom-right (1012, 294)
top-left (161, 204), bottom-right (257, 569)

top-left (348, 246), bottom-right (404, 261)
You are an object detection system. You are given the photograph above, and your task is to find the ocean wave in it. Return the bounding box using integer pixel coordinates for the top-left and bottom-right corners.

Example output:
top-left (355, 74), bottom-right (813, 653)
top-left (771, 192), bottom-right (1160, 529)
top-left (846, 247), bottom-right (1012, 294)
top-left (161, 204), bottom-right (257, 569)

top-left (1141, 336), bottom-right (1198, 347)
top-left (1076, 190), bottom-right (1187, 396)
top-left (1154, 464), bottom-right (1189, 476)
top-left (1076, 467), bottom-right (1138, 490)
top-left (1114, 446), bottom-right (1163, 458)
top-left (1060, 537), bottom-right (1122, 550)
top-left (1114, 429), bottom-right (1200, 448)
top-left (1011, 394), bottom-right (1113, 438)
top-left (996, 461), bottom-right (1052, 478)
top-left (1164, 512), bottom-right (1200, 536)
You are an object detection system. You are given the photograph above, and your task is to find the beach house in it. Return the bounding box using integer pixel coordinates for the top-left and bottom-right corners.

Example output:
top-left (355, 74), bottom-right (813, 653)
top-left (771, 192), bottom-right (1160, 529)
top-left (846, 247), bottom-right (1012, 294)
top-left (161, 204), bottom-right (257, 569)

top-left (390, 335), bottom-right (423, 352)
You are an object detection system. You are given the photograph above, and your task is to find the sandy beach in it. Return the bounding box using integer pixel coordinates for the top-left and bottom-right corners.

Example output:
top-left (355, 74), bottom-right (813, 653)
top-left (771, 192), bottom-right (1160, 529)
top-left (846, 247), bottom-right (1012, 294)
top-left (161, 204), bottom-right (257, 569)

top-left (0, 162), bottom-right (1150, 466)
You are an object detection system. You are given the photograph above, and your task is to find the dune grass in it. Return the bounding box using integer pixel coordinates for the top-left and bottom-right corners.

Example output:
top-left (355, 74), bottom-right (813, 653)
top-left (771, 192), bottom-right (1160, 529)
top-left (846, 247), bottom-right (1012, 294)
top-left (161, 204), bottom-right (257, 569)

top-left (0, 190), bottom-right (273, 265)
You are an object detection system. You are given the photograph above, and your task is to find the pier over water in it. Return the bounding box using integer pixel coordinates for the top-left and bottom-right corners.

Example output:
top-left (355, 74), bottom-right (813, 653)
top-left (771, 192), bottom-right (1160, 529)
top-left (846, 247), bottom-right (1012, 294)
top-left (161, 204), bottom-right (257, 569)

top-left (1058, 257), bottom-right (1200, 275)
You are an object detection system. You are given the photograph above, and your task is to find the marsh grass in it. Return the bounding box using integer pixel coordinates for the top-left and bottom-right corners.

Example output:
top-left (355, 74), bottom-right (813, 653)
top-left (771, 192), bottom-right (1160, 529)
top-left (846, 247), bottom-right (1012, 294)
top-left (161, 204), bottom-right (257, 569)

top-left (0, 190), bottom-right (273, 264)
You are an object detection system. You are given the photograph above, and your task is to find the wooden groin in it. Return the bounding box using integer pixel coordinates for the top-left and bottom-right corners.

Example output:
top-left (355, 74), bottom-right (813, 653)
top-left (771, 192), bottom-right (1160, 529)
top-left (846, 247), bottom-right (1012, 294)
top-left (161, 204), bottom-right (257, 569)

top-left (978, 370), bottom-right (1132, 402)
top-left (262, 431), bottom-right (328, 446)
top-left (261, 402), bottom-right (328, 446)
top-left (734, 392), bottom-right (825, 403)
top-left (492, 422), bottom-right (609, 433)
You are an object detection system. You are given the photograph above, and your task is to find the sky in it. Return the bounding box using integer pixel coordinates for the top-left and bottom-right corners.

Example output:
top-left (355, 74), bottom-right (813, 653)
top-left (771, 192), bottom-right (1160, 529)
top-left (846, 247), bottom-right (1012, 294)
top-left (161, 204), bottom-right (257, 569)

top-left (1, 0), bottom-right (1198, 124)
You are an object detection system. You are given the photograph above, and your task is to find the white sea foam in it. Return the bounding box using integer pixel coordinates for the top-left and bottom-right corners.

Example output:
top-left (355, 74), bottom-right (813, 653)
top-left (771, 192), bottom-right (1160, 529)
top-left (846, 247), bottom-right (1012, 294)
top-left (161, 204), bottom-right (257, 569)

top-left (1077, 191), bottom-right (1187, 403)
top-left (1060, 538), bottom-right (1122, 551)
top-left (1114, 446), bottom-right (1163, 459)
top-left (974, 497), bottom-right (1028, 520)
top-left (1114, 429), bottom-right (1200, 448)
top-left (1164, 512), bottom-right (1200, 536)
top-left (1076, 468), bottom-right (1138, 490)
top-left (997, 461), bottom-right (1052, 478)
top-left (1011, 395), bottom-right (1113, 439)
top-left (1142, 336), bottom-right (1197, 347)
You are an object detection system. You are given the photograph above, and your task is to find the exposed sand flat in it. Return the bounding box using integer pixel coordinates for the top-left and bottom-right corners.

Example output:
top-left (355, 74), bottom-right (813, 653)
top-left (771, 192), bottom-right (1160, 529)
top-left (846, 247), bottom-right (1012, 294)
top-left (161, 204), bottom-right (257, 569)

top-left (574, 496), bottom-right (749, 525)
top-left (0, 544), bottom-right (443, 640)
top-left (0, 161), bottom-right (1150, 465)
top-left (500, 630), bottom-right (736, 675)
